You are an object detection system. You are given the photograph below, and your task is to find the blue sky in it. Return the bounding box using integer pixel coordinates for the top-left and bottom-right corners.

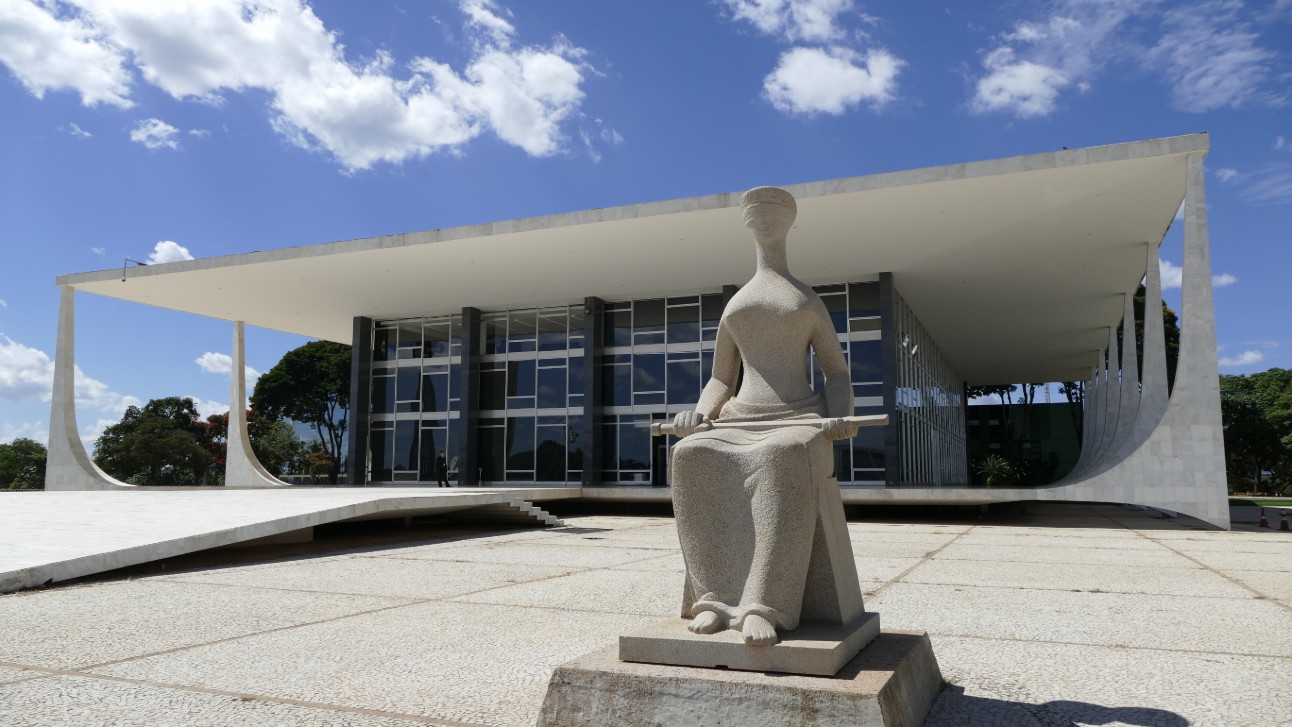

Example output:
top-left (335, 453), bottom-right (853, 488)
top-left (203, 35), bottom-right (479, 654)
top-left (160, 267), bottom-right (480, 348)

top-left (0, 0), bottom-right (1289, 446)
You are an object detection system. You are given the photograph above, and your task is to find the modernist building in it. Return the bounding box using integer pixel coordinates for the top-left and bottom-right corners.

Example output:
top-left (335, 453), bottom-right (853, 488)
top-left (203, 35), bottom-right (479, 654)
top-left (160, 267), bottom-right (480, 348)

top-left (44, 134), bottom-right (1230, 528)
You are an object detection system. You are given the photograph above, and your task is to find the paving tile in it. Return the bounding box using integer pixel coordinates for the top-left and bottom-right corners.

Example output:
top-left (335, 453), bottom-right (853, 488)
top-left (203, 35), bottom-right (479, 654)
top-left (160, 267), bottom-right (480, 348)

top-left (1164, 549), bottom-right (1292, 572)
top-left (0, 581), bottom-right (401, 670)
top-left (606, 552), bottom-right (686, 572)
top-left (161, 555), bottom-right (575, 599)
top-left (854, 556), bottom-right (924, 583)
top-left (924, 635), bottom-right (1291, 727)
top-left (933, 541), bottom-right (1193, 567)
top-left (869, 582), bottom-right (1292, 656)
top-left (0, 675), bottom-right (438, 727)
top-left (953, 532), bottom-right (1145, 550)
top-left (849, 540), bottom-right (944, 559)
top-left (1227, 569), bottom-right (1292, 603)
top-left (91, 601), bottom-right (647, 727)
top-left (0, 665), bottom-right (43, 684)
top-left (1145, 536), bottom-right (1292, 554)
top-left (450, 568), bottom-right (684, 618)
top-left (903, 558), bottom-right (1247, 598)
top-left (370, 541), bottom-right (669, 570)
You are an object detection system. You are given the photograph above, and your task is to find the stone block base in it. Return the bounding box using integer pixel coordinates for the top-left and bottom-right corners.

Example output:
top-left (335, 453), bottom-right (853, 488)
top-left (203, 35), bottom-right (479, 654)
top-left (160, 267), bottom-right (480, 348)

top-left (537, 630), bottom-right (944, 727)
top-left (619, 612), bottom-right (880, 676)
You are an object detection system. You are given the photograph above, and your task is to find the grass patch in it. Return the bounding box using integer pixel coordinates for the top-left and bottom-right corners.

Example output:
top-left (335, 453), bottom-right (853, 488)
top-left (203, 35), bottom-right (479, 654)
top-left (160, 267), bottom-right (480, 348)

top-left (1230, 497), bottom-right (1292, 508)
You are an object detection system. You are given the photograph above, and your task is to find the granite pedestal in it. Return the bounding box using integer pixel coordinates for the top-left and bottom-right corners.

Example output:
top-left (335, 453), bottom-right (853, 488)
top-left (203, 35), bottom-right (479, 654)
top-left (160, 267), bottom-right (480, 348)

top-left (536, 630), bottom-right (944, 727)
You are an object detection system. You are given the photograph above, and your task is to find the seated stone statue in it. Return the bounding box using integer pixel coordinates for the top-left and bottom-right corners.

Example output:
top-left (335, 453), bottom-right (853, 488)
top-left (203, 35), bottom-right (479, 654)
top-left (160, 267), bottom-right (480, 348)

top-left (669, 186), bottom-right (860, 647)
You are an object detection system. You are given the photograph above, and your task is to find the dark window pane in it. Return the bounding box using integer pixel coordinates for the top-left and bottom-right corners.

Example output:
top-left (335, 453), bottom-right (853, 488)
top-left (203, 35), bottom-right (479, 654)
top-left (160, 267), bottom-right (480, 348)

top-left (833, 440), bottom-right (851, 481)
top-left (567, 415), bottom-right (584, 473)
top-left (600, 423), bottom-right (618, 474)
top-left (481, 315), bottom-right (506, 354)
top-left (667, 360), bottom-right (702, 406)
top-left (538, 366), bottom-right (567, 409)
top-left (701, 293), bottom-right (725, 323)
top-left (634, 392), bottom-right (665, 405)
top-left (851, 339), bottom-right (882, 382)
top-left (538, 309), bottom-right (568, 351)
top-left (619, 421), bottom-right (651, 471)
top-left (849, 282), bottom-right (881, 318)
top-left (568, 358), bottom-right (585, 404)
top-left (368, 427), bottom-right (391, 481)
top-left (393, 420), bottom-right (418, 471)
top-left (480, 369), bottom-right (506, 411)
top-left (603, 362), bottom-right (631, 406)
top-left (605, 310), bottom-right (631, 347)
top-left (635, 353), bottom-right (665, 393)
top-left (373, 325), bottom-right (396, 362)
top-left (667, 305), bottom-right (700, 345)
top-left (479, 426), bottom-right (504, 482)
top-left (635, 299), bottom-right (665, 333)
top-left (397, 366), bottom-right (420, 402)
top-left (372, 375), bottom-right (394, 414)
top-left (849, 317), bottom-right (881, 332)
top-left (507, 417), bottom-right (535, 471)
top-left (397, 320), bottom-right (422, 359)
top-left (423, 320), bottom-right (452, 358)
top-left (820, 293), bottom-right (847, 333)
top-left (422, 373), bottom-right (448, 412)
top-left (536, 424), bottom-right (566, 481)
top-left (508, 359), bottom-right (536, 397)
top-left (447, 419), bottom-right (463, 478)
top-left (853, 427), bottom-right (885, 470)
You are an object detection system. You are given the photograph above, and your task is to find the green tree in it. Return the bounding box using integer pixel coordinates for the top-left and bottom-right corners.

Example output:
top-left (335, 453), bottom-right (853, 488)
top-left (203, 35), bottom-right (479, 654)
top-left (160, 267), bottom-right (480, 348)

top-left (93, 397), bottom-right (213, 485)
top-left (251, 340), bottom-right (351, 484)
top-left (0, 438), bottom-right (47, 489)
top-left (201, 411), bottom-right (310, 479)
top-left (1220, 368), bottom-right (1292, 495)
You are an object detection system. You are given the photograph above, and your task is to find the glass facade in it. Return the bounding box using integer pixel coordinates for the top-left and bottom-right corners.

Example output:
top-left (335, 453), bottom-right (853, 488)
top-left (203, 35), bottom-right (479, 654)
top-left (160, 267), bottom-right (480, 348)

top-left (891, 288), bottom-right (969, 485)
top-left (361, 278), bottom-right (965, 488)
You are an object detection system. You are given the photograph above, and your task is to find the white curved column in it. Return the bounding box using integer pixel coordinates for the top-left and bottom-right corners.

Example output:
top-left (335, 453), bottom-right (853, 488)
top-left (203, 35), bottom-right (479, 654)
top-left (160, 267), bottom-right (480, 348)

top-left (1039, 151), bottom-right (1229, 528)
top-left (44, 287), bottom-right (135, 490)
top-left (224, 322), bottom-right (290, 488)
top-left (1089, 325), bottom-right (1122, 469)
top-left (1131, 244), bottom-right (1170, 441)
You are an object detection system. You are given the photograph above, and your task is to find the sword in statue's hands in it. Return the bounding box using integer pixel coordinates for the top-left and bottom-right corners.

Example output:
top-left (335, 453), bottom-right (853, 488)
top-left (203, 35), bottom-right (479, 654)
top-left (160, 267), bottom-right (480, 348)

top-left (650, 414), bottom-right (888, 438)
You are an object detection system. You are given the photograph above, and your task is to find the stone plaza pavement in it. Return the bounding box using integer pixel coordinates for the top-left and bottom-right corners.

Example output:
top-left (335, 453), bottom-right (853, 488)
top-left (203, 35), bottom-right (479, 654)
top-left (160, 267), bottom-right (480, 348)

top-left (0, 502), bottom-right (1288, 726)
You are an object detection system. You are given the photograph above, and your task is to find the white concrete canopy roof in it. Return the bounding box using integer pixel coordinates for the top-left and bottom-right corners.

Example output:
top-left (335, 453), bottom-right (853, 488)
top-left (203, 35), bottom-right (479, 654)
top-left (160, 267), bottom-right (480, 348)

top-left (59, 134), bottom-right (1206, 384)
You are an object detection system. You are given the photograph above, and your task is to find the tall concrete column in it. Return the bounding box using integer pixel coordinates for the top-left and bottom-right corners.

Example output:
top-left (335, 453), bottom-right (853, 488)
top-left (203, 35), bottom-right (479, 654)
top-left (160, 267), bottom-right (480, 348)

top-left (224, 322), bottom-right (289, 488)
top-left (1131, 244), bottom-right (1170, 441)
top-left (44, 287), bottom-right (133, 490)
top-left (1090, 326), bottom-right (1122, 468)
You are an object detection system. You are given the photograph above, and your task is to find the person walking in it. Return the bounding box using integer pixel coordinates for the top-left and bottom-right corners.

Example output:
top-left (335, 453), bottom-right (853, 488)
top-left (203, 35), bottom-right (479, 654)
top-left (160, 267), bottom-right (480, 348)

top-left (436, 451), bottom-right (450, 487)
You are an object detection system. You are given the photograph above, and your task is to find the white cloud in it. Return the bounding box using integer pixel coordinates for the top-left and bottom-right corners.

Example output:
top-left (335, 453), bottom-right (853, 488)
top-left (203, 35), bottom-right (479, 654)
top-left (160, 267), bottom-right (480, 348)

top-left (146, 240), bottom-right (194, 264)
top-left (1277, 136), bottom-right (1288, 151)
top-left (186, 396), bottom-right (227, 420)
top-left (188, 128), bottom-right (210, 138)
top-left (0, 420), bottom-right (48, 446)
top-left (130, 117), bottom-right (179, 150)
top-left (0, 0), bottom-right (132, 107)
top-left (1216, 168), bottom-right (1240, 182)
top-left (0, 299), bottom-right (6, 307)
top-left (195, 351), bottom-right (259, 382)
top-left (1218, 350), bottom-right (1264, 367)
top-left (0, 334), bottom-right (139, 413)
top-left (723, 0), bottom-right (855, 43)
top-left (970, 2), bottom-right (1136, 118)
top-left (763, 46), bottom-right (902, 115)
top-left (1159, 259), bottom-right (1183, 289)
top-left (1159, 259), bottom-right (1239, 289)
top-left (65, 122), bottom-right (92, 138)
top-left (90, 246), bottom-right (105, 255)
top-left (1, 0), bottom-right (596, 170)
top-left (580, 118), bottom-right (623, 163)
top-left (1144, 0), bottom-right (1280, 112)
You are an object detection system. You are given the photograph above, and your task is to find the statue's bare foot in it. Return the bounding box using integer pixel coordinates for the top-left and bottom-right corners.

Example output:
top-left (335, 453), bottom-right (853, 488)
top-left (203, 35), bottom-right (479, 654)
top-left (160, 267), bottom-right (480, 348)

top-left (742, 614), bottom-right (778, 646)
top-left (688, 611), bottom-right (727, 634)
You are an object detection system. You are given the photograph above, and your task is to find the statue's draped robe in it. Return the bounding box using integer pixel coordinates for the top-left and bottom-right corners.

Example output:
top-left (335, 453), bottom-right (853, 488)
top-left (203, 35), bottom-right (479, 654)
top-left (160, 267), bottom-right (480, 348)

top-left (672, 393), bottom-right (832, 631)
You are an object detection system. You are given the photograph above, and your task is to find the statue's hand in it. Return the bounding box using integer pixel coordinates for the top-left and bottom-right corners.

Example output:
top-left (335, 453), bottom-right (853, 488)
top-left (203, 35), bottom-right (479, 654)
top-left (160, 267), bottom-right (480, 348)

top-left (820, 417), bottom-right (861, 441)
top-left (672, 411), bottom-right (710, 438)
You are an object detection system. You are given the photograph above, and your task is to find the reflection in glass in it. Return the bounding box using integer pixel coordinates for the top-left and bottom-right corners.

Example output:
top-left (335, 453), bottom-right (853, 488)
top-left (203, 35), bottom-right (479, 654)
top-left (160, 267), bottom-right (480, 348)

top-left (667, 304), bottom-right (699, 345)
top-left (507, 360), bottom-right (536, 397)
top-left (372, 374), bottom-right (394, 414)
top-left (393, 420), bottom-right (418, 471)
top-left (373, 325), bottom-right (396, 362)
top-left (369, 425), bottom-right (391, 481)
top-left (536, 424), bottom-right (566, 481)
top-left (480, 369), bottom-right (505, 411)
top-left (538, 308), bottom-right (567, 351)
top-left (633, 298), bottom-right (665, 345)
top-left (667, 359), bottom-right (701, 405)
top-left (634, 353), bottom-right (664, 394)
top-left (538, 366), bottom-right (567, 409)
top-left (619, 419), bottom-right (651, 472)
top-left (396, 367), bottom-right (420, 412)
top-left (422, 370), bottom-right (448, 412)
top-left (507, 417), bottom-right (535, 471)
